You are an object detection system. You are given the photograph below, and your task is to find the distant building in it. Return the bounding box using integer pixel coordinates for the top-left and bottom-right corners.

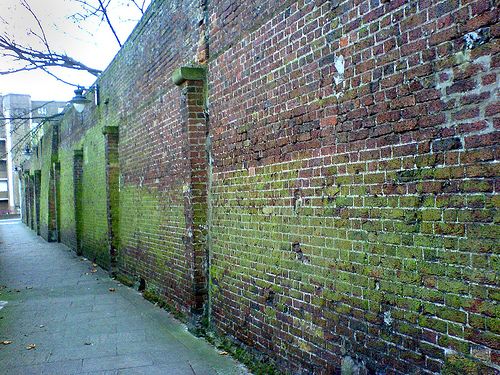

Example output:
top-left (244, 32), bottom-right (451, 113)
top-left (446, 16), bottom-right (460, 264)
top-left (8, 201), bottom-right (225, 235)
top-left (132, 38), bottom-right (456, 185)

top-left (0, 94), bottom-right (66, 215)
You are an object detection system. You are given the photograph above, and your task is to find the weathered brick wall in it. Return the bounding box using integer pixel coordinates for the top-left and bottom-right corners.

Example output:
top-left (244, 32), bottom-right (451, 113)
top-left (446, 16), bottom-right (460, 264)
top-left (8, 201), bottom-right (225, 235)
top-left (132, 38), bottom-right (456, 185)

top-left (208, 0), bottom-right (499, 373)
top-left (55, 102), bottom-right (109, 266)
top-left (22, 0), bottom-right (498, 373)
top-left (80, 125), bottom-right (109, 266)
top-left (34, 0), bottom-right (208, 316)
top-left (36, 130), bottom-right (51, 240)
top-left (106, 0), bottom-right (206, 315)
top-left (59, 146), bottom-right (77, 250)
top-left (27, 122), bottom-right (59, 242)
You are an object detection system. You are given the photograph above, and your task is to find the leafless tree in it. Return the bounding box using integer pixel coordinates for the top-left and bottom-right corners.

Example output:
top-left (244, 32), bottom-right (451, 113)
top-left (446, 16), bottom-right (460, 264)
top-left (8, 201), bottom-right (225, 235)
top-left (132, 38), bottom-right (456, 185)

top-left (71, 0), bottom-right (149, 47)
top-left (130, 0), bottom-right (148, 14)
top-left (0, 0), bottom-right (149, 159)
top-left (0, 0), bottom-right (149, 85)
top-left (0, 1), bottom-right (102, 83)
top-left (72, 0), bottom-right (123, 47)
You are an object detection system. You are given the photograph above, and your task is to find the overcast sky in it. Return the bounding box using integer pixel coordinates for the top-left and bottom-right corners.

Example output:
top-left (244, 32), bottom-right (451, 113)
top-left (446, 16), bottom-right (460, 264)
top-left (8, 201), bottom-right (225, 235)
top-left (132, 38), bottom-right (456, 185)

top-left (0, 0), bottom-right (150, 101)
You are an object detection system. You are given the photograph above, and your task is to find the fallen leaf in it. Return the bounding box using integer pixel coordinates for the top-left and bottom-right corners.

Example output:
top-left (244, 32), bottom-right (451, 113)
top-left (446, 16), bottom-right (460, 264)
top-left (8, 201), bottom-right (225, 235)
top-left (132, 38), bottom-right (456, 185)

top-left (26, 344), bottom-right (36, 350)
top-left (1, 340), bottom-right (12, 345)
top-left (219, 351), bottom-right (228, 355)
top-left (108, 288), bottom-right (116, 292)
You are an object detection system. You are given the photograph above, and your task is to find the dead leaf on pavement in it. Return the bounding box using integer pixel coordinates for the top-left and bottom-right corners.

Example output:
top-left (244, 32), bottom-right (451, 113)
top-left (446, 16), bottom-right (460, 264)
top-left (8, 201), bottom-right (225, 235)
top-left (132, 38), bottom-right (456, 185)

top-left (26, 344), bottom-right (36, 350)
top-left (1, 340), bottom-right (12, 345)
top-left (109, 288), bottom-right (116, 292)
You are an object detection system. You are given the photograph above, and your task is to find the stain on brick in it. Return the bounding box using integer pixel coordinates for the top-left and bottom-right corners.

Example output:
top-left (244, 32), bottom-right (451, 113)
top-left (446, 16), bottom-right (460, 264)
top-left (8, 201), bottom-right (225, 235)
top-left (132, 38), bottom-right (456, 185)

top-left (432, 137), bottom-right (463, 152)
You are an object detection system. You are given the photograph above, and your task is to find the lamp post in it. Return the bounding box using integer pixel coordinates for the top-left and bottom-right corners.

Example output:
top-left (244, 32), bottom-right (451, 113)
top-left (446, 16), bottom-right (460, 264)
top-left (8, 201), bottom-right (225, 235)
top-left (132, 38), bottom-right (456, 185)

top-left (70, 87), bottom-right (91, 113)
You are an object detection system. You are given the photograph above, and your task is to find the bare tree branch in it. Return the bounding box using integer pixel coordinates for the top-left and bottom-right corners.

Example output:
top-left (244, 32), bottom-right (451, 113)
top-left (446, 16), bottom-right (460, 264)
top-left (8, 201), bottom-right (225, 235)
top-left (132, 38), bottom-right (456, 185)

top-left (129, 0), bottom-right (146, 15)
top-left (71, 0), bottom-right (109, 23)
top-left (0, 0), bottom-right (150, 84)
top-left (0, 0), bottom-right (112, 79)
top-left (97, 0), bottom-right (122, 47)
top-left (70, 0), bottom-right (123, 47)
top-left (0, 34), bottom-right (102, 76)
top-left (41, 67), bottom-right (81, 87)
top-left (0, 114), bottom-right (63, 122)
top-left (21, 0), bottom-right (51, 53)
top-left (1, 102), bottom-right (64, 148)
top-left (0, 113), bottom-right (60, 160)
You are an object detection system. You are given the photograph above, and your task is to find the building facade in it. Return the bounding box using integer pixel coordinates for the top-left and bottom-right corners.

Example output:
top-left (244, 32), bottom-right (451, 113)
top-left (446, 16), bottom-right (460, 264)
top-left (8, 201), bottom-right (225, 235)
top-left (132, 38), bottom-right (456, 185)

top-left (20, 0), bottom-right (499, 374)
top-left (0, 94), bottom-right (65, 215)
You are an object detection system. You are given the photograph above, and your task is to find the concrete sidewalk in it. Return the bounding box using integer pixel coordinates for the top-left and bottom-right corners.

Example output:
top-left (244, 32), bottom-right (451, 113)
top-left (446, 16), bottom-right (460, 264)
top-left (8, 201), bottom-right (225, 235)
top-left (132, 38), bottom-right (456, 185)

top-left (0, 220), bottom-right (247, 375)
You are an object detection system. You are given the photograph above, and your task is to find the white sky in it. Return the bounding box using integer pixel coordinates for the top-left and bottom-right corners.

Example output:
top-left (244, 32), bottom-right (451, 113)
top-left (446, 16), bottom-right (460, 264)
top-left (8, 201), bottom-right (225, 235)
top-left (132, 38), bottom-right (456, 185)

top-left (0, 0), bottom-right (150, 101)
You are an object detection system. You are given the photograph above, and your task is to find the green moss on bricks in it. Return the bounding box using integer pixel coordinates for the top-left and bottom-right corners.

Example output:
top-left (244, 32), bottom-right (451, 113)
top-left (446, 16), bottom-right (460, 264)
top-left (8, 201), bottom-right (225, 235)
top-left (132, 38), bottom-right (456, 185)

top-left (59, 147), bottom-right (77, 250)
top-left (80, 125), bottom-right (109, 268)
top-left (442, 354), bottom-right (496, 375)
top-left (119, 185), bottom-right (183, 272)
top-left (143, 289), bottom-right (187, 322)
top-left (172, 66), bottom-right (206, 86)
top-left (114, 273), bottom-right (135, 287)
top-left (205, 331), bottom-right (283, 375)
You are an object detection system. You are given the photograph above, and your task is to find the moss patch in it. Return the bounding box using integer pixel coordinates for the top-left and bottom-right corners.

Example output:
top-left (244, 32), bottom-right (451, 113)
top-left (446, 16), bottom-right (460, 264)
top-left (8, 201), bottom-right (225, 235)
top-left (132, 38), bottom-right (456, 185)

top-left (114, 273), bottom-right (135, 287)
top-left (442, 354), bottom-right (497, 375)
top-left (205, 331), bottom-right (283, 375)
top-left (142, 289), bottom-right (187, 322)
top-left (140, 287), bottom-right (281, 374)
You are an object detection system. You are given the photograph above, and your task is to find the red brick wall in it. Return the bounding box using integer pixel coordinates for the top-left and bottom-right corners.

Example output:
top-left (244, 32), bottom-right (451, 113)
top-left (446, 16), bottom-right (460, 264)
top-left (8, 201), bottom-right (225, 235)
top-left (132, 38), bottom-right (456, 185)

top-left (25, 0), bottom-right (499, 373)
top-left (208, 0), bottom-right (499, 373)
top-left (107, 0), bottom-right (206, 315)
top-left (55, 0), bottom-right (207, 314)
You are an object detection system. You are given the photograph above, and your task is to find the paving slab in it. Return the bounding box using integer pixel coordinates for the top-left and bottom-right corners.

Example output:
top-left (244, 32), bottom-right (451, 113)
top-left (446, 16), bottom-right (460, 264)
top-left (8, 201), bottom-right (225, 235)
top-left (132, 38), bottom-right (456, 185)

top-left (0, 220), bottom-right (248, 375)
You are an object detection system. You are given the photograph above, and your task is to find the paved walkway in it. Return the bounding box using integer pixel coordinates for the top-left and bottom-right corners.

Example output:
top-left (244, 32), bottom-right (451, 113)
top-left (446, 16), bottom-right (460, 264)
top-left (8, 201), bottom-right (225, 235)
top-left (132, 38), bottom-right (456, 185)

top-left (0, 220), bottom-right (247, 375)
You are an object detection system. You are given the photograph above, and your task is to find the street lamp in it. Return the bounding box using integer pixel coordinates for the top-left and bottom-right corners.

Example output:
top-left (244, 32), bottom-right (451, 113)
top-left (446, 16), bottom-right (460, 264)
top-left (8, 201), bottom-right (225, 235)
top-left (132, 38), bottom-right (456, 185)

top-left (23, 144), bottom-right (32, 156)
top-left (70, 87), bottom-right (91, 113)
